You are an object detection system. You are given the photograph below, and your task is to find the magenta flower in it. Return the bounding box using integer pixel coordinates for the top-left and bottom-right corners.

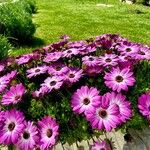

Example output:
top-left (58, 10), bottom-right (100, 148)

top-left (43, 52), bottom-right (62, 63)
top-left (71, 86), bottom-right (101, 114)
top-left (41, 76), bottom-right (63, 93)
top-left (65, 68), bottom-right (83, 84)
top-left (67, 41), bottom-right (86, 48)
top-left (48, 63), bottom-right (69, 76)
top-left (0, 109), bottom-right (25, 145)
top-left (86, 96), bottom-right (120, 131)
top-left (118, 55), bottom-right (134, 70)
top-left (0, 111), bottom-right (5, 129)
top-left (6, 70), bottom-right (17, 80)
top-left (0, 65), bottom-right (5, 72)
top-left (83, 65), bottom-right (103, 76)
top-left (91, 140), bottom-right (111, 150)
top-left (0, 70), bottom-right (17, 93)
top-left (99, 54), bottom-right (119, 67)
top-left (62, 48), bottom-right (79, 58)
top-left (38, 116), bottom-right (59, 149)
top-left (0, 76), bottom-right (10, 93)
top-left (1, 83), bottom-right (25, 105)
top-left (138, 93), bottom-right (150, 120)
top-left (117, 43), bottom-right (140, 56)
top-left (104, 67), bottom-right (135, 92)
top-left (27, 65), bottom-right (48, 78)
top-left (17, 121), bottom-right (39, 150)
top-left (43, 45), bottom-right (52, 52)
top-left (105, 92), bottom-right (132, 122)
top-left (82, 56), bottom-right (100, 67)
top-left (16, 54), bottom-right (33, 65)
top-left (32, 86), bottom-right (49, 98)
top-left (135, 47), bottom-right (150, 60)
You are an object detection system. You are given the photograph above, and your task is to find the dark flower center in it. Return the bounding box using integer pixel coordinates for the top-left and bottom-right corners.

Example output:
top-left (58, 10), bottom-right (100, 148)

top-left (14, 95), bottom-right (21, 101)
top-left (69, 73), bottom-right (75, 78)
top-left (126, 48), bottom-right (132, 52)
top-left (23, 131), bottom-right (30, 139)
top-left (56, 66), bottom-right (61, 71)
top-left (115, 75), bottom-right (123, 82)
top-left (46, 129), bottom-right (53, 138)
top-left (8, 122), bottom-right (15, 131)
top-left (35, 69), bottom-right (41, 72)
top-left (100, 148), bottom-right (105, 150)
top-left (67, 50), bottom-right (72, 53)
top-left (83, 98), bottom-right (90, 105)
top-left (99, 109), bottom-right (107, 118)
top-left (139, 51), bottom-right (145, 55)
top-left (89, 57), bottom-right (94, 61)
top-left (148, 105), bottom-right (150, 111)
top-left (50, 81), bottom-right (57, 86)
top-left (105, 58), bottom-right (112, 62)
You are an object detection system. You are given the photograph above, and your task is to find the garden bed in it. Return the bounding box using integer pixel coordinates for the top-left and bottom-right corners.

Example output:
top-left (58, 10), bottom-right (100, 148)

top-left (0, 34), bottom-right (149, 149)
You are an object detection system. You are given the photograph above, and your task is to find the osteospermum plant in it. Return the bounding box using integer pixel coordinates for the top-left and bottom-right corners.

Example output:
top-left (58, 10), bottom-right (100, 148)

top-left (0, 34), bottom-right (149, 149)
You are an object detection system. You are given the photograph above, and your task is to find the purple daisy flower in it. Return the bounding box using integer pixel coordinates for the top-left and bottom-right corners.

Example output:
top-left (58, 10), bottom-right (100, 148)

top-left (62, 48), bottom-right (79, 58)
top-left (16, 54), bottom-right (33, 65)
top-left (1, 83), bottom-right (25, 105)
top-left (0, 111), bottom-right (5, 129)
top-left (135, 47), bottom-right (150, 60)
top-left (0, 65), bottom-right (5, 72)
top-left (105, 92), bottom-right (132, 122)
top-left (32, 86), bottom-right (49, 98)
top-left (6, 70), bottom-right (18, 81)
top-left (104, 67), bottom-right (135, 92)
top-left (17, 121), bottom-right (39, 150)
top-left (27, 65), bottom-right (48, 78)
top-left (82, 56), bottom-right (100, 67)
top-left (65, 68), bottom-right (83, 84)
top-left (0, 109), bottom-right (25, 145)
top-left (41, 76), bottom-right (63, 93)
top-left (71, 86), bottom-right (101, 115)
top-left (138, 93), bottom-right (150, 120)
top-left (43, 45), bottom-right (52, 52)
top-left (118, 55), bottom-right (135, 70)
top-left (0, 70), bottom-right (17, 93)
top-left (0, 76), bottom-right (10, 93)
top-left (86, 96), bottom-right (120, 131)
top-left (43, 52), bottom-right (62, 63)
top-left (67, 41), bottom-right (86, 48)
top-left (99, 54), bottom-right (119, 67)
top-left (78, 44), bottom-right (96, 55)
top-left (83, 65), bottom-right (103, 76)
top-left (38, 116), bottom-right (59, 149)
top-left (117, 43), bottom-right (140, 56)
top-left (48, 63), bottom-right (69, 76)
top-left (91, 140), bottom-right (111, 150)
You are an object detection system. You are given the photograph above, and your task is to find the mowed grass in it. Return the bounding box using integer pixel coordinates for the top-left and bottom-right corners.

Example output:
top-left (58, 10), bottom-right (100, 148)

top-left (12, 0), bottom-right (150, 56)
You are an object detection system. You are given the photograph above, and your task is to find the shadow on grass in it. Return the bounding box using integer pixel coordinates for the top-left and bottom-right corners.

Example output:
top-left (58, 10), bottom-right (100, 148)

top-left (10, 36), bottom-right (46, 56)
top-left (10, 36), bottom-right (45, 48)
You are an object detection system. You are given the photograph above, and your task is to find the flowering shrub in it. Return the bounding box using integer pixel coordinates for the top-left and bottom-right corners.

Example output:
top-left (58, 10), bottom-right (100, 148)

top-left (0, 34), bottom-right (150, 149)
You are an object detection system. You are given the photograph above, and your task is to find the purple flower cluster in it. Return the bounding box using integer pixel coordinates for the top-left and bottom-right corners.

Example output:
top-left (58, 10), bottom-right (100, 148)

top-left (0, 34), bottom-right (149, 148)
top-left (71, 86), bottom-right (132, 131)
top-left (0, 109), bottom-right (59, 150)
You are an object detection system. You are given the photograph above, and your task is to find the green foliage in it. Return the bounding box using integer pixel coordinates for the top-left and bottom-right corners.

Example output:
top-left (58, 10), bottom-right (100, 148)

top-left (0, 1), bottom-right (36, 44)
top-left (136, 0), bottom-right (150, 5)
top-left (120, 61), bottom-right (150, 131)
top-left (0, 35), bottom-right (11, 60)
top-left (19, 0), bottom-right (38, 14)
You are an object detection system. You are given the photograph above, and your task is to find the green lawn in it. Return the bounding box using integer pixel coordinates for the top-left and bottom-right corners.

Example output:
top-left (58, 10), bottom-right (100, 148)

top-left (12, 0), bottom-right (150, 56)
